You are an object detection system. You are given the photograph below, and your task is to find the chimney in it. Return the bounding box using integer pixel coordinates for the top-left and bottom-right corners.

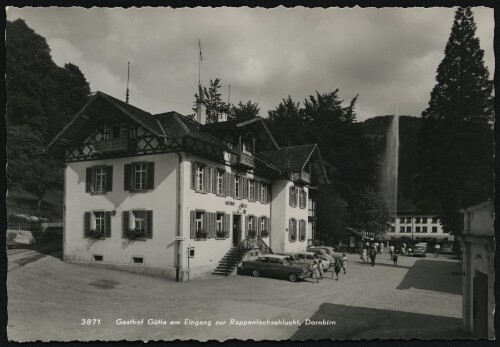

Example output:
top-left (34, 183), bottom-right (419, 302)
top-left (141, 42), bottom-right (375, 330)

top-left (196, 84), bottom-right (207, 125)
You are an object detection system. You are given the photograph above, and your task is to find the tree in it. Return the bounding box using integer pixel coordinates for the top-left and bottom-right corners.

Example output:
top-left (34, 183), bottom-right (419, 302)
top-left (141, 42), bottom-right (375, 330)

top-left (415, 7), bottom-right (494, 235)
top-left (267, 96), bottom-right (306, 146)
top-left (6, 19), bottom-right (91, 215)
top-left (193, 78), bottom-right (229, 123)
top-left (231, 100), bottom-right (260, 120)
top-left (349, 188), bottom-right (391, 238)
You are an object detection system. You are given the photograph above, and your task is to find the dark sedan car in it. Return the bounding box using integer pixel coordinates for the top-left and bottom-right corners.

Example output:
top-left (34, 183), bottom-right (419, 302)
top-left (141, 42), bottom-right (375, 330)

top-left (239, 255), bottom-right (310, 282)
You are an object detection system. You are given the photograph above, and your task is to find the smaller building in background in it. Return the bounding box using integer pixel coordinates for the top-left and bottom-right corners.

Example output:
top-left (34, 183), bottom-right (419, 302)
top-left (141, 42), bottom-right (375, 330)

top-left (460, 200), bottom-right (494, 339)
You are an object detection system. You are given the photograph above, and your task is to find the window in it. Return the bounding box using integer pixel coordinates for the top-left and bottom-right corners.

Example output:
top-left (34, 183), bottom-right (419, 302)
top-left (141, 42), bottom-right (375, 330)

top-left (400, 226), bottom-right (405, 233)
top-left (422, 217), bottom-right (427, 223)
top-left (196, 211), bottom-right (204, 231)
top-left (133, 211), bottom-right (146, 231)
top-left (299, 220), bottom-right (306, 241)
top-left (432, 217), bottom-right (438, 223)
top-left (406, 217), bottom-right (412, 223)
top-left (216, 213), bottom-right (224, 231)
top-left (86, 166), bottom-right (113, 193)
top-left (133, 257), bottom-right (143, 264)
top-left (124, 162), bottom-right (154, 192)
top-left (260, 217), bottom-right (266, 232)
top-left (422, 226), bottom-right (428, 233)
top-left (416, 226), bottom-right (421, 233)
top-left (93, 255), bottom-right (103, 261)
top-left (391, 226), bottom-right (395, 233)
top-left (289, 218), bottom-right (297, 241)
top-left (298, 189), bottom-right (307, 209)
top-left (415, 217), bottom-right (421, 223)
top-left (84, 211), bottom-right (111, 238)
top-left (94, 212), bottom-right (105, 232)
top-left (400, 217), bottom-right (405, 223)
top-left (248, 180), bottom-right (254, 200)
top-left (261, 183), bottom-right (269, 203)
top-left (248, 215), bottom-right (255, 232)
top-left (235, 176), bottom-right (240, 198)
top-left (216, 170), bottom-right (224, 195)
top-left (432, 227), bottom-right (438, 233)
top-left (196, 165), bottom-right (204, 191)
top-left (406, 226), bottom-right (411, 233)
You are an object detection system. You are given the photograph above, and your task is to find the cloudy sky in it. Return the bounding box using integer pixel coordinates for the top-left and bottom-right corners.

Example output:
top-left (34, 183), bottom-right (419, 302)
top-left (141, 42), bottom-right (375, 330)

top-left (7, 6), bottom-right (494, 121)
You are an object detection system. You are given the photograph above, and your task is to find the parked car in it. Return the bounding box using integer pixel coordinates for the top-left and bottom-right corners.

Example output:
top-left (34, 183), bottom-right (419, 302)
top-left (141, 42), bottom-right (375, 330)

top-left (239, 255), bottom-right (309, 282)
top-left (307, 249), bottom-right (332, 268)
top-left (308, 246), bottom-right (342, 260)
top-left (274, 251), bottom-right (321, 268)
top-left (413, 243), bottom-right (427, 257)
top-left (440, 243), bottom-right (453, 254)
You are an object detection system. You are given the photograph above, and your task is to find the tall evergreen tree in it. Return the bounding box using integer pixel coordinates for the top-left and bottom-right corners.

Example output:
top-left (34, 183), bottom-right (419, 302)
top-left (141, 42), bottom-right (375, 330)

top-left (193, 78), bottom-right (229, 123)
top-left (231, 100), bottom-right (260, 120)
top-left (416, 7), bottom-right (494, 234)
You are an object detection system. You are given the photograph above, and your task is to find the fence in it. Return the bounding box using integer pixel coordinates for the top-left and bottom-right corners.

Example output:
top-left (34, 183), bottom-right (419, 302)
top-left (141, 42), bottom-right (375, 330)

top-left (7, 220), bottom-right (63, 231)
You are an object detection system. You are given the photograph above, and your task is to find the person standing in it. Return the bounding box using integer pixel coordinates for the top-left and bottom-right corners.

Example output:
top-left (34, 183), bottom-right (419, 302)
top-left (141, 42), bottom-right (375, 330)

top-left (392, 253), bottom-right (398, 266)
top-left (318, 259), bottom-right (325, 279)
top-left (434, 243), bottom-right (440, 258)
top-left (362, 248), bottom-right (368, 264)
top-left (333, 259), bottom-right (341, 280)
top-left (342, 253), bottom-right (347, 274)
top-left (370, 248), bottom-right (377, 266)
top-left (311, 261), bottom-right (320, 283)
top-left (389, 244), bottom-right (395, 259)
top-left (402, 243), bottom-right (406, 256)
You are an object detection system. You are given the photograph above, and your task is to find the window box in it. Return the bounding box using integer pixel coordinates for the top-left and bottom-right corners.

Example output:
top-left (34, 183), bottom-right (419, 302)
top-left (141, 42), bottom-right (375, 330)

top-left (86, 229), bottom-right (105, 239)
top-left (125, 228), bottom-right (147, 240)
top-left (248, 230), bottom-right (257, 239)
top-left (260, 230), bottom-right (269, 238)
top-left (195, 229), bottom-right (208, 240)
top-left (216, 230), bottom-right (228, 239)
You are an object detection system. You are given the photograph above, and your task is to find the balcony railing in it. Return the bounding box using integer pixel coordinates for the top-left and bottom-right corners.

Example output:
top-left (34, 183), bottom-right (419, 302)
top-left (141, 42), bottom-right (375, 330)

top-left (291, 171), bottom-right (311, 184)
top-left (92, 138), bottom-right (133, 154)
top-left (229, 152), bottom-right (255, 169)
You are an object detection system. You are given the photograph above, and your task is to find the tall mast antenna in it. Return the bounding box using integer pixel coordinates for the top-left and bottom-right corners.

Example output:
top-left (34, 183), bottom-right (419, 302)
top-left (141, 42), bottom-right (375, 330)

top-left (198, 39), bottom-right (203, 86)
top-left (228, 84), bottom-right (231, 112)
top-left (126, 61), bottom-right (130, 104)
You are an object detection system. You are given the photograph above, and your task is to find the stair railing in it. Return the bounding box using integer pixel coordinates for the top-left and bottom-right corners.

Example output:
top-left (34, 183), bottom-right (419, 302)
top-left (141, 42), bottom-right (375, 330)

top-left (237, 236), bottom-right (273, 255)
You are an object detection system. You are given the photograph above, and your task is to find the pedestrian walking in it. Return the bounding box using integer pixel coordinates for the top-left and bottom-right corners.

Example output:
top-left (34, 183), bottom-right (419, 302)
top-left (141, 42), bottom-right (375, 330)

top-left (434, 243), bottom-right (440, 258)
top-left (392, 254), bottom-right (398, 266)
top-left (377, 243), bottom-right (382, 254)
top-left (401, 243), bottom-right (406, 256)
top-left (370, 249), bottom-right (377, 266)
top-left (362, 248), bottom-right (368, 264)
top-left (310, 261), bottom-right (320, 283)
top-left (389, 244), bottom-right (395, 259)
top-left (318, 259), bottom-right (325, 279)
top-left (332, 259), bottom-right (341, 280)
top-left (342, 253), bottom-right (347, 274)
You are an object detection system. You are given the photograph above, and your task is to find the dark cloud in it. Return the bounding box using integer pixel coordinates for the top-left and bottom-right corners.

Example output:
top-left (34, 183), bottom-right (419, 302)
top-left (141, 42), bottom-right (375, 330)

top-left (6, 6), bottom-right (494, 120)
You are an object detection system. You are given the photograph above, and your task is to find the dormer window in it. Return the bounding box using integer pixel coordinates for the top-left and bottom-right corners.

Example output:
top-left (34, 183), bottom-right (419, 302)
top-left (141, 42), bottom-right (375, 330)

top-left (110, 123), bottom-right (129, 139)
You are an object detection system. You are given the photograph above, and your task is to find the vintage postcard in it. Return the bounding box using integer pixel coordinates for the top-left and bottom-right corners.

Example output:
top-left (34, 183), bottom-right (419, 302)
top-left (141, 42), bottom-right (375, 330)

top-left (5, 4), bottom-right (495, 341)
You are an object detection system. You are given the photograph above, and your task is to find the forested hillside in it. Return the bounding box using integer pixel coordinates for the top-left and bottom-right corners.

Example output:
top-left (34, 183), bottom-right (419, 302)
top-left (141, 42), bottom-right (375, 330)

top-left (6, 19), bottom-right (91, 218)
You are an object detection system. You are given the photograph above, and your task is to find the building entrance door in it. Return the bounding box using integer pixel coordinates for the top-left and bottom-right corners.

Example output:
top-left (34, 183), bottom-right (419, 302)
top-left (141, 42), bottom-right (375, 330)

top-left (233, 215), bottom-right (241, 246)
top-left (473, 271), bottom-right (488, 338)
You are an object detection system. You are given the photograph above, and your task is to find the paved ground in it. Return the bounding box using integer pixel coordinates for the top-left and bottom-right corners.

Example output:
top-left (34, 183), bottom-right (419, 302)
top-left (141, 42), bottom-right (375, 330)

top-left (7, 247), bottom-right (465, 342)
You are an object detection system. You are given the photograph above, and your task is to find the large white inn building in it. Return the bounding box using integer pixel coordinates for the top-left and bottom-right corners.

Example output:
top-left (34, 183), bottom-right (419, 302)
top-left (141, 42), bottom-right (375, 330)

top-left (46, 91), bottom-right (328, 281)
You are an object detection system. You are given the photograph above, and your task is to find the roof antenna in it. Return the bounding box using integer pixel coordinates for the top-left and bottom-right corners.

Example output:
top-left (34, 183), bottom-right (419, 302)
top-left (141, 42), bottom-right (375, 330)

top-left (227, 84), bottom-right (231, 111)
top-left (126, 61), bottom-right (130, 104)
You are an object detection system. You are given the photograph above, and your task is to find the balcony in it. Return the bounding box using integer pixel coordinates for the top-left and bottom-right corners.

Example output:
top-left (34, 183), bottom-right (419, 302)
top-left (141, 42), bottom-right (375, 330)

top-left (229, 152), bottom-right (255, 169)
top-left (291, 171), bottom-right (311, 184)
top-left (92, 138), bottom-right (133, 154)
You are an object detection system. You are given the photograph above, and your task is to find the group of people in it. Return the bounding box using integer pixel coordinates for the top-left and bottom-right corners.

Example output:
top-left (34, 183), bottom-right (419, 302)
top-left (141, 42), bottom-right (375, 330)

top-left (360, 247), bottom-right (378, 266)
top-left (309, 254), bottom-right (347, 283)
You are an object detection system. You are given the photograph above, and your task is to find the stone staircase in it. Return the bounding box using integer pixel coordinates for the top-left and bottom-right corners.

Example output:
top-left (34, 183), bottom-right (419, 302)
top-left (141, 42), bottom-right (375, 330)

top-left (212, 247), bottom-right (249, 276)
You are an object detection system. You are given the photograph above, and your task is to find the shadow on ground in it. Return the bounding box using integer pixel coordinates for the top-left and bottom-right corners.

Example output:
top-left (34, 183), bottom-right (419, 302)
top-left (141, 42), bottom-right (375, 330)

top-left (291, 303), bottom-right (466, 340)
top-left (397, 259), bottom-right (461, 295)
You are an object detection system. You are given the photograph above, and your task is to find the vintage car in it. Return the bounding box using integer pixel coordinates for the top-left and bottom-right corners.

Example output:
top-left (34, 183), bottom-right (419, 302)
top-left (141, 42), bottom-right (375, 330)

top-left (305, 249), bottom-right (332, 268)
top-left (275, 251), bottom-right (330, 270)
top-left (440, 243), bottom-right (454, 254)
top-left (308, 246), bottom-right (342, 261)
top-left (239, 255), bottom-right (310, 282)
top-left (413, 243), bottom-right (427, 257)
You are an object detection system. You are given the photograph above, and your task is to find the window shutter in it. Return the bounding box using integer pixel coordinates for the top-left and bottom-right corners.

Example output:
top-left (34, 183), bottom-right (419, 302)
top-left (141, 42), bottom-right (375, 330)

top-left (289, 219), bottom-right (293, 241)
top-left (211, 213), bottom-right (217, 238)
top-left (191, 162), bottom-right (197, 190)
top-left (255, 181), bottom-right (260, 201)
top-left (203, 167), bottom-right (210, 193)
top-left (230, 173), bottom-right (236, 197)
top-left (124, 164), bottom-right (131, 191)
top-left (224, 214), bottom-right (230, 237)
top-left (146, 210), bottom-right (153, 238)
top-left (105, 166), bottom-right (113, 192)
top-left (256, 217), bottom-right (261, 236)
top-left (104, 211), bottom-right (111, 237)
top-left (245, 215), bottom-right (249, 237)
top-left (85, 168), bottom-right (93, 193)
top-left (289, 186), bottom-right (294, 206)
top-left (84, 212), bottom-right (91, 237)
top-left (212, 168), bottom-right (217, 193)
top-left (122, 211), bottom-right (129, 238)
top-left (303, 190), bottom-right (307, 208)
top-left (203, 212), bottom-right (209, 238)
top-left (147, 162), bottom-right (155, 190)
top-left (223, 172), bottom-right (230, 196)
top-left (190, 211), bottom-right (196, 239)
top-left (266, 185), bottom-right (271, 203)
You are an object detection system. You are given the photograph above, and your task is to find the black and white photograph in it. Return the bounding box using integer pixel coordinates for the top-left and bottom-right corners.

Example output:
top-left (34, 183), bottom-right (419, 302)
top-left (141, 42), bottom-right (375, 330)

top-left (4, 4), bottom-right (496, 342)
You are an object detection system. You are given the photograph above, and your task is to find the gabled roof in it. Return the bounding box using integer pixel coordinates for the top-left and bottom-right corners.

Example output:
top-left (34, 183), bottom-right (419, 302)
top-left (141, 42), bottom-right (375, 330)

top-left (260, 144), bottom-right (317, 172)
top-left (204, 116), bottom-right (280, 151)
